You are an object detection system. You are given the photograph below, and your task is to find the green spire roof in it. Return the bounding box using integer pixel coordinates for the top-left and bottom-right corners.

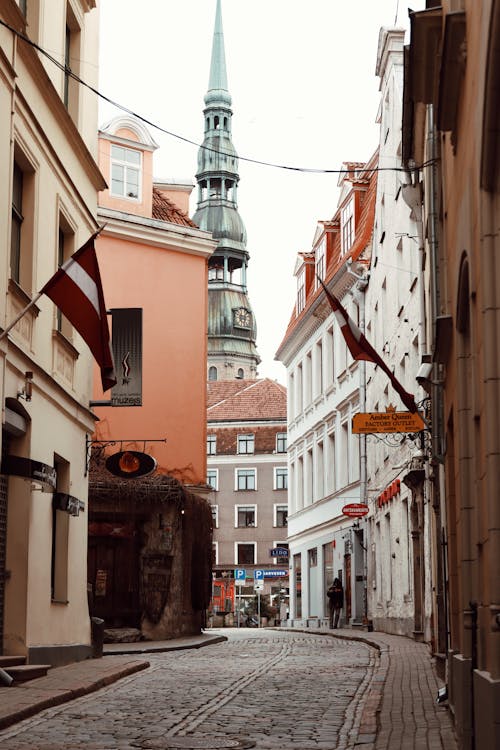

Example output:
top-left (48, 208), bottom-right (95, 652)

top-left (205, 0), bottom-right (232, 107)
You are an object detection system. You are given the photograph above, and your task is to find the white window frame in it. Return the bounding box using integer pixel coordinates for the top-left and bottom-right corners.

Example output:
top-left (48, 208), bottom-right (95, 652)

top-left (296, 268), bottom-right (306, 314)
top-left (212, 541), bottom-right (219, 565)
top-left (274, 467), bottom-right (288, 490)
top-left (207, 434), bottom-right (217, 455)
top-left (110, 144), bottom-right (142, 201)
top-left (234, 541), bottom-right (257, 566)
top-left (315, 237), bottom-right (326, 285)
top-left (273, 503), bottom-right (288, 528)
top-left (235, 468), bottom-right (257, 491)
top-left (235, 504), bottom-right (257, 528)
top-left (276, 432), bottom-right (287, 453)
top-left (207, 468), bottom-right (219, 491)
top-left (341, 197), bottom-right (355, 254)
top-left (210, 504), bottom-right (219, 528)
top-left (237, 433), bottom-right (255, 454)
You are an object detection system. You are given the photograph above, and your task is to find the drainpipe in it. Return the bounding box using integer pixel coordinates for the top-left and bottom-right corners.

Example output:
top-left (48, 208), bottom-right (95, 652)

top-left (351, 270), bottom-right (369, 624)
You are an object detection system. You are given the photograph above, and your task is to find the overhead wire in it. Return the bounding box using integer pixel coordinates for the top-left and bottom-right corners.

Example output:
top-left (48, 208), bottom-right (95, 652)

top-left (0, 17), bottom-right (439, 177)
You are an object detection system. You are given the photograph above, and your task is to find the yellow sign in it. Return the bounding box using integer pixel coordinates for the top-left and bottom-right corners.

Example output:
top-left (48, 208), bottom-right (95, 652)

top-left (352, 411), bottom-right (425, 434)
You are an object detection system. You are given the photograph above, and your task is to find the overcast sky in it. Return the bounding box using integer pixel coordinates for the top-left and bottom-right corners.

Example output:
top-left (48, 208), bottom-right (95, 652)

top-left (98, 0), bottom-right (425, 384)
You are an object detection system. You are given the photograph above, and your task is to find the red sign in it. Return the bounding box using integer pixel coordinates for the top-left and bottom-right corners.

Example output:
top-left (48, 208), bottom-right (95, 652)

top-left (342, 503), bottom-right (369, 518)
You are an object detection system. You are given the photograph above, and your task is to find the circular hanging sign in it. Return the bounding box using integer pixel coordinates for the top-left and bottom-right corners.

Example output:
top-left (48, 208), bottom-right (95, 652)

top-left (342, 503), bottom-right (369, 518)
top-left (105, 451), bottom-right (157, 479)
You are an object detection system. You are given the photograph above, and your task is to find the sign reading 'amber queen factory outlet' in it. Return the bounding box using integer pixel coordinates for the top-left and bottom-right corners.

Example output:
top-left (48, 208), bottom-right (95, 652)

top-left (352, 410), bottom-right (425, 434)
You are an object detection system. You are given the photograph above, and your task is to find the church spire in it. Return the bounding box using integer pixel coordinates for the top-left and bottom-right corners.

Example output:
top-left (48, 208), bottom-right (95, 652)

top-left (206, 0), bottom-right (230, 106)
top-left (193, 0), bottom-right (260, 382)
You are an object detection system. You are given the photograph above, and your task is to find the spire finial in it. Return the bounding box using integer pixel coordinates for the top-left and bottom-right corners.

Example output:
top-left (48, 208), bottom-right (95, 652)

top-left (206, 0), bottom-right (231, 106)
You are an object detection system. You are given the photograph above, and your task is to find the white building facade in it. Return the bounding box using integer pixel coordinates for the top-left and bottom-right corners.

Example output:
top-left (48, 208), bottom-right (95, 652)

top-left (276, 158), bottom-right (378, 628)
top-left (364, 28), bottom-right (434, 643)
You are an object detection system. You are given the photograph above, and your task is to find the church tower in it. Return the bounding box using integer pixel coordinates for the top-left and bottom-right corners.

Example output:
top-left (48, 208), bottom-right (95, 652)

top-left (193, 0), bottom-right (260, 382)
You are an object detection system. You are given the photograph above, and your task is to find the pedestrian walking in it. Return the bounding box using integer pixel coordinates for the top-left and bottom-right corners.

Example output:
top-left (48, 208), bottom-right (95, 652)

top-left (327, 578), bottom-right (344, 629)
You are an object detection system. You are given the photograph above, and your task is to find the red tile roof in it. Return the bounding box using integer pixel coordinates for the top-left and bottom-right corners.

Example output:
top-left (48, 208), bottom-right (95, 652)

top-left (207, 378), bottom-right (287, 422)
top-left (277, 151), bottom-right (378, 352)
top-left (152, 187), bottom-right (197, 227)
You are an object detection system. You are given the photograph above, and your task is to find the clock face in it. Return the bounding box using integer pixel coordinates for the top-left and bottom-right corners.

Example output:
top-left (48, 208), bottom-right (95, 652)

top-left (234, 307), bottom-right (251, 328)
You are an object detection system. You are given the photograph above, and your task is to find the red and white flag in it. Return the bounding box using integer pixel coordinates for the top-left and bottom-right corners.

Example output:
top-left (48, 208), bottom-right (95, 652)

top-left (318, 278), bottom-right (418, 413)
top-left (41, 233), bottom-right (116, 392)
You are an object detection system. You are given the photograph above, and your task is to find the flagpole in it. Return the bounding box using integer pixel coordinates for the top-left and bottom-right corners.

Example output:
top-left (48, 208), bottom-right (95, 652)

top-left (0, 226), bottom-right (105, 345)
top-left (0, 291), bottom-right (44, 343)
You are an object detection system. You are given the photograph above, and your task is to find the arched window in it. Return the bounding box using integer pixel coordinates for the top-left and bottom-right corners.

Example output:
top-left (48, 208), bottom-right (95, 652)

top-left (237, 368), bottom-right (244, 379)
top-left (208, 366), bottom-right (218, 381)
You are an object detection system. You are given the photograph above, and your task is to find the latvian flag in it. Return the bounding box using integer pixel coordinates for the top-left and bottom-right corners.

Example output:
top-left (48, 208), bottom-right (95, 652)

top-left (41, 233), bottom-right (116, 392)
top-left (318, 278), bottom-right (417, 413)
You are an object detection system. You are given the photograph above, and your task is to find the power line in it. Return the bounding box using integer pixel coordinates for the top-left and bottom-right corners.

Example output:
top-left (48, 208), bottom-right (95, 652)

top-left (0, 17), bottom-right (438, 177)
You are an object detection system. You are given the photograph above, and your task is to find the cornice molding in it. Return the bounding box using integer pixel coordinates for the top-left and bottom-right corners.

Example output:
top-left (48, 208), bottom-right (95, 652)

top-left (97, 209), bottom-right (218, 259)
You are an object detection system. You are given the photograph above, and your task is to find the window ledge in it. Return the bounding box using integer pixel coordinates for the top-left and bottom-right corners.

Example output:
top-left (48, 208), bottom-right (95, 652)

top-left (52, 329), bottom-right (80, 359)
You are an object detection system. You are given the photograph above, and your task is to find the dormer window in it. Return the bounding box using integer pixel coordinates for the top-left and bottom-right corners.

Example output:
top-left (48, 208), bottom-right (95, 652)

top-left (315, 237), bottom-right (326, 285)
top-left (341, 197), bottom-right (355, 254)
top-left (111, 145), bottom-right (141, 200)
top-left (297, 268), bottom-right (306, 314)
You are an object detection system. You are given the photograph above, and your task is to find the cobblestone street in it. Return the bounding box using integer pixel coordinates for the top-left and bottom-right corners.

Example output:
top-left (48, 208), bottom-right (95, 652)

top-left (0, 629), bottom-right (375, 750)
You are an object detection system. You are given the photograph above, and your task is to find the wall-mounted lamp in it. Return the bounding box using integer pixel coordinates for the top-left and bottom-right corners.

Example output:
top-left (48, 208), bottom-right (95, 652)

top-left (18, 371), bottom-right (33, 402)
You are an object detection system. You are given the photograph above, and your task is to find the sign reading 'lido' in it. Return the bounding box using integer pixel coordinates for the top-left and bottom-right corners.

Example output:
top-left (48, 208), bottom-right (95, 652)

top-left (342, 503), bottom-right (369, 518)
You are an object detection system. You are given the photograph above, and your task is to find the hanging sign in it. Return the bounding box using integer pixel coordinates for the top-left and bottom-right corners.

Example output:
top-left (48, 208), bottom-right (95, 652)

top-left (105, 451), bottom-right (157, 478)
top-left (1, 455), bottom-right (56, 492)
top-left (352, 411), bottom-right (425, 434)
top-left (111, 308), bottom-right (143, 407)
top-left (270, 547), bottom-right (289, 558)
top-left (53, 493), bottom-right (85, 516)
top-left (342, 503), bottom-right (369, 518)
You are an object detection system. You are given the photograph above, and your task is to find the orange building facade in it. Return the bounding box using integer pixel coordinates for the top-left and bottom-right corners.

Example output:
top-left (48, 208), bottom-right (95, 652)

top-left (86, 116), bottom-right (217, 640)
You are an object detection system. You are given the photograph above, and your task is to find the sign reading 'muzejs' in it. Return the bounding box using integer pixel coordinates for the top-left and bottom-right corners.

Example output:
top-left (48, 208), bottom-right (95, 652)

top-left (352, 411), bottom-right (425, 434)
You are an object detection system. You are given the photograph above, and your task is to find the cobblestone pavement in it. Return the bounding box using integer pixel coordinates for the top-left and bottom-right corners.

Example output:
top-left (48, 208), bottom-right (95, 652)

top-left (0, 629), bottom-right (376, 750)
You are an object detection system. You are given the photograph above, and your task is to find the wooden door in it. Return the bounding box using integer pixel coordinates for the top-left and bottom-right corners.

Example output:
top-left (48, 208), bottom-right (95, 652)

top-left (88, 535), bottom-right (140, 627)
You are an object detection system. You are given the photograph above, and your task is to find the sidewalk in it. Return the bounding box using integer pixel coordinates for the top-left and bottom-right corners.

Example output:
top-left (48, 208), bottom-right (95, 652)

top-left (279, 625), bottom-right (458, 750)
top-left (0, 632), bottom-right (226, 731)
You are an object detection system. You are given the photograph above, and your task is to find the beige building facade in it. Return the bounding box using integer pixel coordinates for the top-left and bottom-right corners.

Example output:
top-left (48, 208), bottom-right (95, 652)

top-left (0, 0), bottom-right (104, 664)
top-left (403, 2), bottom-right (500, 748)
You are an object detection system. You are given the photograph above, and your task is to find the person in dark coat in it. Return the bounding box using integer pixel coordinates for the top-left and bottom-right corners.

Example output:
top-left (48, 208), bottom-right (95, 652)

top-left (327, 578), bottom-right (344, 629)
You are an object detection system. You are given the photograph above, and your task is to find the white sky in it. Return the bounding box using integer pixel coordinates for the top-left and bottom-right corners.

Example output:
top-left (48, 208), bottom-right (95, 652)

top-left (98, 0), bottom-right (425, 384)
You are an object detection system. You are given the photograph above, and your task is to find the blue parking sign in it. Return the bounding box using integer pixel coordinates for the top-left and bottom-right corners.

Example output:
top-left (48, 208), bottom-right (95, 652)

top-left (234, 569), bottom-right (246, 581)
top-left (254, 569), bottom-right (264, 580)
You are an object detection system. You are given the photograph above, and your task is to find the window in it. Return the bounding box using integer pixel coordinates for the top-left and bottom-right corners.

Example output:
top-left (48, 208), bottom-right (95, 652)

top-left (296, 268), bottom-right (305, 314)
top-left (273, 541), bottom-right (289, 565)
top-left (236, 468), bottom-right (256, 491)
top-left (274, 504), bottom-right (288, 527)
top-left (18, 0), bottom-right (27, 14)
top-left (308, 548), bottom-right (318, 567)
top-left (235, 505), bottom-right (256, 528)
top-left (341, 197), bottom-right (354, 254)
top-left (236, 542), bottom-right (256, 565)
top-left (276, 432), bottom-right (287, 453)
top-left (210, 505), bottom-right (218, 528)
top-left (208, 266), bottom-right (224, 281)
top-left (212, 542), bottom-right (218, 566)
top-left (111, 145), bottom-right (141, 199)
top-left (237, 434), bottom-right (254, 454)
top-left (11, 163), bottom-right (23, 284)
top-left (207, 469), bottom-right (218, 491)
top-left (64, 4), bottom-right (81, 120)
top-left (208, 365), bottom-right (218, 381)
top-left (274, 467), bottom-right (288, 490)
top-left (10, 153), bottom-right (34, 292)
top-left (315, 237), bottom-right (326, 284)
top-left (56, 216), bottom-right (75, 337)
top-left (207, 434), bottom-right (216, 455)
top-left (237, 368), bottom-right (244, 379)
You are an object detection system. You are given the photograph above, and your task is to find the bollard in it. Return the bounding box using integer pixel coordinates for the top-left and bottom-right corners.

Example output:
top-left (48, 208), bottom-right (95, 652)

top-left (90, 616), bottom-right (105, 658)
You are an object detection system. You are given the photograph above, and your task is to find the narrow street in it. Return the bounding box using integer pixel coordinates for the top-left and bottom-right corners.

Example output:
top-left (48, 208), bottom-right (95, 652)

top-left (0, 629), bottom-right (376, 750)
